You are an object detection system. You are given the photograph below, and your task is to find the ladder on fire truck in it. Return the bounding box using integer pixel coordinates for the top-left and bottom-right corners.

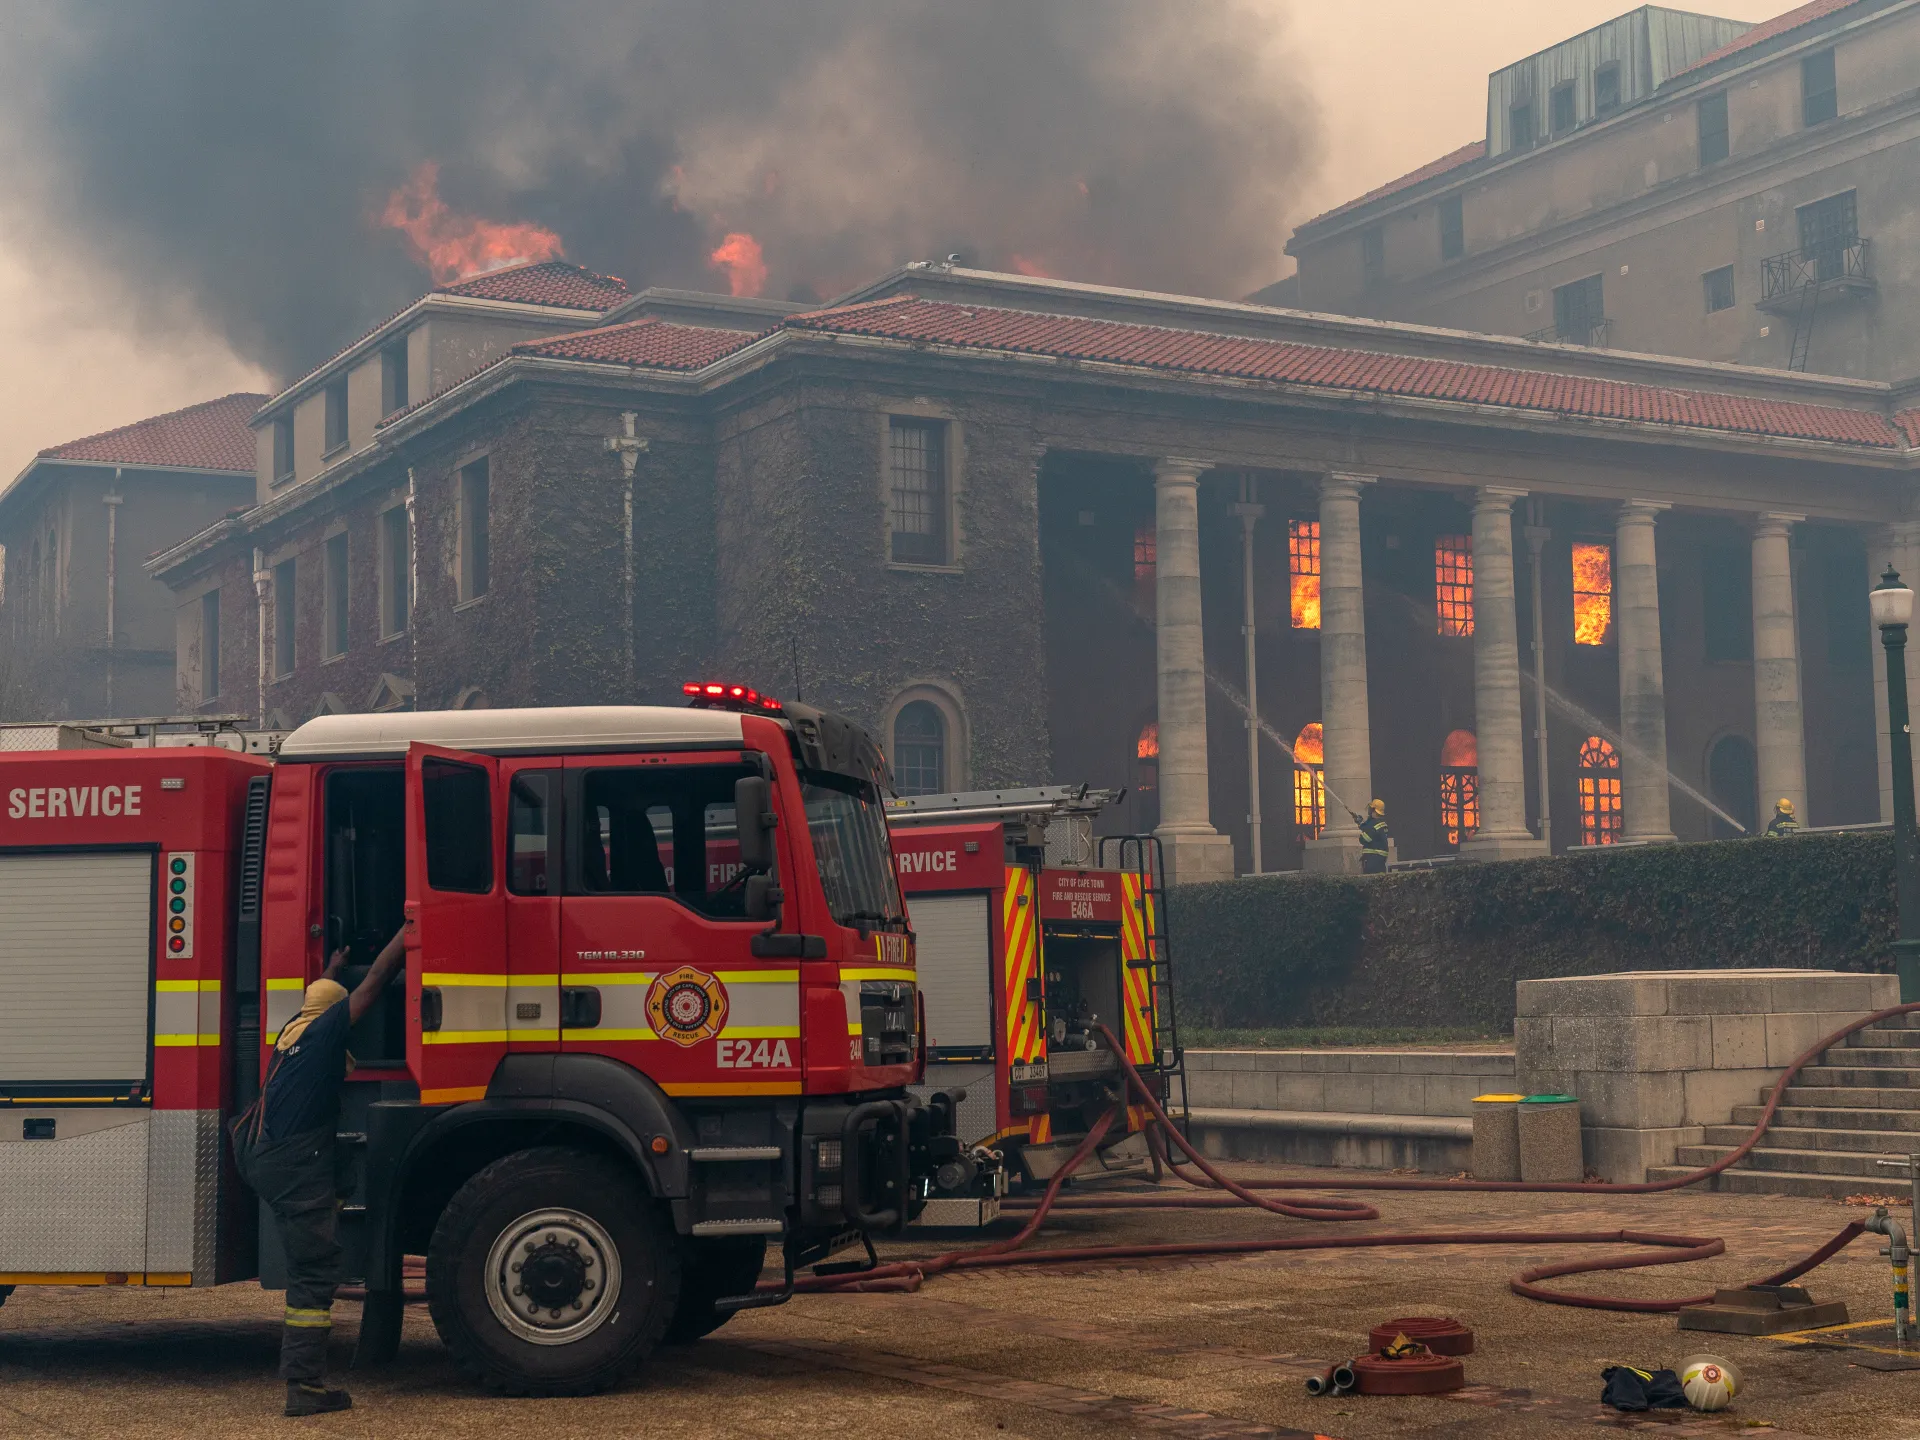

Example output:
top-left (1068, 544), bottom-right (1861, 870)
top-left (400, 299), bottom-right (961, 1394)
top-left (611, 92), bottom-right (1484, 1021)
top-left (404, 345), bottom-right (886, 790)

top-left (1099, 832), bottom-right (1189, 1134)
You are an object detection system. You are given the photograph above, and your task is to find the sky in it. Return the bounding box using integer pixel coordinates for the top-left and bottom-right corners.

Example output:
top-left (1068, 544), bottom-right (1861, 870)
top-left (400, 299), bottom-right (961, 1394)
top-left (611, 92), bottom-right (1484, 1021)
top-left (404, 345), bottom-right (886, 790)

top-left (0, 0), bottom-right (1788, 488)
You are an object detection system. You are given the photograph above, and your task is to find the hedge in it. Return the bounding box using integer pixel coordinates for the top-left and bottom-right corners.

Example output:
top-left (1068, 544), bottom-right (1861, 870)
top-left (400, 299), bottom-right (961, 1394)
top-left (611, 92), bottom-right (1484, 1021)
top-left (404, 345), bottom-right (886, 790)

top-left (1167, 831), bottom-right (1897, 1033)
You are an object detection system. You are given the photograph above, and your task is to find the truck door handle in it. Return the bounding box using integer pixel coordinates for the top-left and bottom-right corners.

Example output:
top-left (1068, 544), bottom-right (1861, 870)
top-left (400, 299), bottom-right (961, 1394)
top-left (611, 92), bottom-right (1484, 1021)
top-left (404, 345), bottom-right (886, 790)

top-left (561, 987), bottom-right (602, 1029)
top-left (420, 987), bottom-right (443, 1033)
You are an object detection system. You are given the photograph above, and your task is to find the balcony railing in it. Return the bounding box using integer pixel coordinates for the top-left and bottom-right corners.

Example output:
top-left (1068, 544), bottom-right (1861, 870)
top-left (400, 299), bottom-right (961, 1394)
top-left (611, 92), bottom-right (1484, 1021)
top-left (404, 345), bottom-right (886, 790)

top-left (1523, 317), bottom-right (1611, 347)
top-left (1759, 237), bottom-right (1872, 307)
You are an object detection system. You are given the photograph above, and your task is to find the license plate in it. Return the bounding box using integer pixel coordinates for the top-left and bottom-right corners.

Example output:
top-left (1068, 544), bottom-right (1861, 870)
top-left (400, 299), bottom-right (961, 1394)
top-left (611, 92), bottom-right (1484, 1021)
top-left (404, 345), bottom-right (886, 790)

top-left (1009, 1062), bottom-right (1048, 1084)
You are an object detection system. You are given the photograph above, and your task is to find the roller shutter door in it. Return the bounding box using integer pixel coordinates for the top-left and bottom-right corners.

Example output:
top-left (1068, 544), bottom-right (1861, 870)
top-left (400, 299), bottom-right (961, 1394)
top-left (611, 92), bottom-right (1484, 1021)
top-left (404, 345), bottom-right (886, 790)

top-left (0, 852), bottom-right (153, 1085)
top-left (907, 892), bottom-right (991, 1051)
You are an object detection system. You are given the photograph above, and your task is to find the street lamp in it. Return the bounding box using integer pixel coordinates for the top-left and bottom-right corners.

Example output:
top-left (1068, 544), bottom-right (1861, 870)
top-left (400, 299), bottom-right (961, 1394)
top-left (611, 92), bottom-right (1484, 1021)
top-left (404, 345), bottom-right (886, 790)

top-left (1872, 566), bottom-right (1920, 1002)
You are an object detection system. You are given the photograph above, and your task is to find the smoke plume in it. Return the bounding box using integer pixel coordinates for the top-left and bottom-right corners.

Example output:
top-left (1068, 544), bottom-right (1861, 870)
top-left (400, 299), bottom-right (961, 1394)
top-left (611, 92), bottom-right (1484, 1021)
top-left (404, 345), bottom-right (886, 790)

top-left (0, 1), bottom-right (1318, 384)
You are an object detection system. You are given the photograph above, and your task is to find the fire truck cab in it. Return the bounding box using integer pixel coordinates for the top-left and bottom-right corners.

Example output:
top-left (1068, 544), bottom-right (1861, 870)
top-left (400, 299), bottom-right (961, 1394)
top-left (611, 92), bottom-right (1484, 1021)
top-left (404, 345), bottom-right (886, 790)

top-left (0, 696), bottom-right (955, 1394)
top-left (889, 787), bottom-right (1183, 1192)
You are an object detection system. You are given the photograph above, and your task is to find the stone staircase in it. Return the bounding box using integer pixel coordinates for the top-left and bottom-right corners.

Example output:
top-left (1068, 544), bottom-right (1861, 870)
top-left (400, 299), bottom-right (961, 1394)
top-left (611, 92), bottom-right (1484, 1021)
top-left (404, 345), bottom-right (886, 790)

top-left (1646, 1012), bottom-right (1920, 1199)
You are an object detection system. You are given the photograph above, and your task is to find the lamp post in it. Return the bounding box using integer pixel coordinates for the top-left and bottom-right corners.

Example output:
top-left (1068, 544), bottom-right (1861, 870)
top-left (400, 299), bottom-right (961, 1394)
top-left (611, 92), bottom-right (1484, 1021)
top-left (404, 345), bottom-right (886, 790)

top-left (1871, 566), bottom-right (1920, 1001)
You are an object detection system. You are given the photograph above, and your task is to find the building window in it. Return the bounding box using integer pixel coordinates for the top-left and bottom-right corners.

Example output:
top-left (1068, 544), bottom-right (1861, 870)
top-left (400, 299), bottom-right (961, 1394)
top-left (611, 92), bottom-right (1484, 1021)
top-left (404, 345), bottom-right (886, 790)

top-left (1292, 723), bottom-right (1326, 841)
top-left (380, 504), bottom-right (410, 638)
top-left (1435, 534), bottom-right (1474, 636)
top-left (1801, 48), bottom-right (1837, 127)
top-left (1572, 541), bottom-right (1612, 645)
top-left (1438, 195), bottom-right (1464, 262)
top-left (1549, 81), bottom-right (1576, 136)
top-left (1797, 190), bottom-right (1859, 279)
top-left (380, 342), bottom-right (409, 417)
top-left (1697, 92), bottom-right (1730, 166)
top-left (273, 558), bottom-right (296, 679)
top-left (1439, 729), bottom-right (1479, 848)
top-left (1594, 63), bottom-right (1621, 115)
top-left (323, 379), bottom-right (349, 454)
top-left (1702, 544), bottom-right (1753, 661)
top-left (459, 457), bottom-right (490, 602)
top-left (1359, 225), bottom-right (1385, 288)
top-left (1552, 274), bottom-right (1605, 344)
top-left (887, 418), bottom-right (948, 565)
top-left (323, 532), bottom-right (349, 659)
top-left (1703, 265), bottom-right (1736, 313)
top-left (1289, 519), bottom-right (1321, 629)
top-left (892, 700), bottom-right (947, 796)
top-left (272, 417), bottom-right (294, 484)
top-left (199, 589), bottom-right (220, 702)
top-left (1508, 100), bottom-right (1534, 151)
top-left (1576, 735), bottom-right (1623, 845)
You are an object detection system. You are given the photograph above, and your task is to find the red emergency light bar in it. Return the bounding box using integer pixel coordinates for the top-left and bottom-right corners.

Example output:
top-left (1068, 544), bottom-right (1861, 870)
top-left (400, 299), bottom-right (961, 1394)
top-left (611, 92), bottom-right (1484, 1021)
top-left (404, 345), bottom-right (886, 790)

top-left (682, 680), bottom-right (784, 713)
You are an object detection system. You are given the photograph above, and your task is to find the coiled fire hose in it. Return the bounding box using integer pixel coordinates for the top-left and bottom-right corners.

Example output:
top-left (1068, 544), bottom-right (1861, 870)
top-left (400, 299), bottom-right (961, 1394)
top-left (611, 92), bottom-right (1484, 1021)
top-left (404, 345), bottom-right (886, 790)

top-left (790, 1004), bottom-right (1920, 1308)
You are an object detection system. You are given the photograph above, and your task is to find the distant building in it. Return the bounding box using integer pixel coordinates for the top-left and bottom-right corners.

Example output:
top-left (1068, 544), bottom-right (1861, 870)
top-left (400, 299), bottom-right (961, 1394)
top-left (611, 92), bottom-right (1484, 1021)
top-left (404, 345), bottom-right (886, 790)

top-left (1285, 0), bottom-right (1920, 380)
top-left (0, 395), bottom-right (263, 717)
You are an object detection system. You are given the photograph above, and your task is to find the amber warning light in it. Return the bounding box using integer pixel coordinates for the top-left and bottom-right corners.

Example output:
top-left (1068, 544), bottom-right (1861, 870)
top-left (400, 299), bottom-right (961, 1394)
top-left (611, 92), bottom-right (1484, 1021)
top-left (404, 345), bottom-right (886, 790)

top-left (682, 681), bottom-right (784, 713)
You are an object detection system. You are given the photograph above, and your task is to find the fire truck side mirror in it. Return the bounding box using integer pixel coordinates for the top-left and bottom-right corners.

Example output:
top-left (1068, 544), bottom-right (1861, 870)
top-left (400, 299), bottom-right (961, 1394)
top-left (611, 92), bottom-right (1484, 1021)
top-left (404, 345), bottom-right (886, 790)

top-left (744, 873), bottom-right (782, 924)
top-left (735, 775), bottom-right (777, 873)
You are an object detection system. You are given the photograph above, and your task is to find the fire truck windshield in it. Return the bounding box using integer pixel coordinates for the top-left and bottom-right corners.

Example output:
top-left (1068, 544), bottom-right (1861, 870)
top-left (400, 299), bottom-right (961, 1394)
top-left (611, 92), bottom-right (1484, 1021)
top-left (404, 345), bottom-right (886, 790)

top-left (800, 774), bottom-right (906, 929)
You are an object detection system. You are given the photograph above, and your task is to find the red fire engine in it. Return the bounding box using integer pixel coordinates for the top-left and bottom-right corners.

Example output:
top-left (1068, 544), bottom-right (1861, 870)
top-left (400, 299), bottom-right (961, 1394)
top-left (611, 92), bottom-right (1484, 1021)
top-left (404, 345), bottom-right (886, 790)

top-left (888, 786), bottom-right (1184, 1187)
top-left (0, 692), bottom-right (965, 1394)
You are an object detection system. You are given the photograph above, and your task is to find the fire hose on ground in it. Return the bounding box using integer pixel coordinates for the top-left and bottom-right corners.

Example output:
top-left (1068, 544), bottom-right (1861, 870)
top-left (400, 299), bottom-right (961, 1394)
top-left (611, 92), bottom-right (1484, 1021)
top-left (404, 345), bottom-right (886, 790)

top-left (790, 1003), bottom-right (1920, 1309)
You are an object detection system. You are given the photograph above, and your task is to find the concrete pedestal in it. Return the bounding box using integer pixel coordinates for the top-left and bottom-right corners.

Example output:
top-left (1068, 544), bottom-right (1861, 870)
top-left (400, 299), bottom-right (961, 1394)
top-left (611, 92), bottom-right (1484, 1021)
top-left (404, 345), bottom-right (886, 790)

top-left (1160, 831), bottom-right (1236, 887)
top-left (1516, 968), bottom-right (1898, 1182)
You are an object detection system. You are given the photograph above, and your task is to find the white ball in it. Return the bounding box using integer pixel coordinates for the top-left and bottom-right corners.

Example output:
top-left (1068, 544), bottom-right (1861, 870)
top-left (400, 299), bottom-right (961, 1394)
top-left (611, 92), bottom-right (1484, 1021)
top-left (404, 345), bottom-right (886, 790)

top-left (1679, 1354), bottom-right (1741, 1412)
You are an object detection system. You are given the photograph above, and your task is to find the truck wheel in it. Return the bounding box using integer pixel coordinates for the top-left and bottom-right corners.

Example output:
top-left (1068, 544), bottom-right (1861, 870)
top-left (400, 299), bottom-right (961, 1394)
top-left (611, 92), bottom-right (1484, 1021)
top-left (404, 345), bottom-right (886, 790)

top-left (664, 1236), bottom-right (768, 1343)
top-left (425, 1146), bottom-right (681, 1396)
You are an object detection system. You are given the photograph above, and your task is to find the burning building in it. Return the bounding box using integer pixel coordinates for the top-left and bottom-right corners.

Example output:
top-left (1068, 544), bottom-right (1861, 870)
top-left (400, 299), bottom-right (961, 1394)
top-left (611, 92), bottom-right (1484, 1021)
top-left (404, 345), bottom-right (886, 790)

top-left (146, 259), bottom-right (1920, 880)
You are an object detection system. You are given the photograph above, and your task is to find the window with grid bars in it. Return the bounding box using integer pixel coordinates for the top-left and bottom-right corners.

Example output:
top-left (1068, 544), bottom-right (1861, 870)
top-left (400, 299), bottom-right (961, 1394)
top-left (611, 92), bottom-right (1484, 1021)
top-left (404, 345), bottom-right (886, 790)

top-left (1435, 534), bottom-right (1473, 636)
top-left (1572, 541), bottom-right (1612, 645)
top-left (1577, 735), bottom-right (1623, 845)
top-left (1439, 728), bottom-right (1478, 848)
top-left (1292, 723), bottom-right (1325, 841)
top-left (888, 418), bottom-right (948, 564)
top-left (1289, 519), bottom-right (1321, 629)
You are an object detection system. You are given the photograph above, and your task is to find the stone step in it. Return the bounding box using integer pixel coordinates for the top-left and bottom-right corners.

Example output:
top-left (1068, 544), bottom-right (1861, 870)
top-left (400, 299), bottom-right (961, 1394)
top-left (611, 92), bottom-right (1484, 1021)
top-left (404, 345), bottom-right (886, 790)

top-left (1673, 1144), bottom-right (1906, 1178)
top-left (1643, 1164), bottom-right (1903, 1201)
top-left (1786, 1067), bottom-right (1920, 1089)
top-left (1779, 1084), bottom-right (1920, 1109)
top-left (1732, 1103), bottom-right (1920, 1133)
top-left (1702, 1124), bottom-right (1920, 1155)
top-left (1814, 1048), bottom-right (1920, 1070)
top-left (1845, 1026), bottom-right (1920, 1049)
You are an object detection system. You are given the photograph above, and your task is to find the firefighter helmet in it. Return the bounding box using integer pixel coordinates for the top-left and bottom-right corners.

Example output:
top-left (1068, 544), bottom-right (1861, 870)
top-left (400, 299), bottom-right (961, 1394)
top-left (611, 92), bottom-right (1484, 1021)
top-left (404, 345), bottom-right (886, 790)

top-left (1369, 798), bottom-right (1386, 816)
top-left (1776, 798), bottom-right (1795, 815)
top-left (1678, 1355), bottom-right (1740, 1412)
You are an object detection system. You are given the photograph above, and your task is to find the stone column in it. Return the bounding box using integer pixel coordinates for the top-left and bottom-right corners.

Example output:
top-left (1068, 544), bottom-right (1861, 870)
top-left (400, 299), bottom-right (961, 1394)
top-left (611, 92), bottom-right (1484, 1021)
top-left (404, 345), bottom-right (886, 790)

top-left (1872, 522), bottom-right (1920, 823)
top-left (1752, 513), bottom-right (1808, 823)
top-left (1460, 487), bottom-right (1548, 861)
top-left (1152, 458), bottom-right (1234, 886)
top-left (1303, 473), bottom-right (1375, 873)
top-left (1615, 500), bottom-right (1676, 843)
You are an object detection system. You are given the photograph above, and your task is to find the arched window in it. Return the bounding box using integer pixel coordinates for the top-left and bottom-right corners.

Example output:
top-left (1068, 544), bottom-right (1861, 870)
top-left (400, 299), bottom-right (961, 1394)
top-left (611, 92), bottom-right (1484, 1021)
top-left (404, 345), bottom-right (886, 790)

top-left (893, 700), bottom-right (947, 796)
top-left (1292, 722), bottom-right (1326, 840)
top-left (1439, 729), bottom-right (1479, 848)
top-left (1707, 733), bottom-right (1758, 839)
top-left (1577, 735), bottom-right (1623, 845)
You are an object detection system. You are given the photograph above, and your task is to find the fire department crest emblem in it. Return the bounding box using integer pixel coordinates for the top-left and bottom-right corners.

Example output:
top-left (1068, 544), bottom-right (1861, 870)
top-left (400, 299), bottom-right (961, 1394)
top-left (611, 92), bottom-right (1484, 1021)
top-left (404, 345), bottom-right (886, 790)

top-left (645, 965), bottom-right (729, 1047)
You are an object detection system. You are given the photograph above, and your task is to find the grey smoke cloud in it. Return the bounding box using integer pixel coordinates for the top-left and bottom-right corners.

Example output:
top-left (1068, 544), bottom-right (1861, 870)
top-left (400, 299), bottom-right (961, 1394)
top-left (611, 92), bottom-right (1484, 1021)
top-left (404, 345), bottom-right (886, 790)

top-left (0, 1), bottom-right (1318, 384)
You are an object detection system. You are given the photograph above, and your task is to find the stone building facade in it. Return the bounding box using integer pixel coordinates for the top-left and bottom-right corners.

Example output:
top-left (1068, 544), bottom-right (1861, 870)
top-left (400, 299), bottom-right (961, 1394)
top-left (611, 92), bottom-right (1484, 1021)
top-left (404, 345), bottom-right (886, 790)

top-left (151, 262), bottom-right (1920, 883)
top-left (1284, 0), bottom-right (1920, 381)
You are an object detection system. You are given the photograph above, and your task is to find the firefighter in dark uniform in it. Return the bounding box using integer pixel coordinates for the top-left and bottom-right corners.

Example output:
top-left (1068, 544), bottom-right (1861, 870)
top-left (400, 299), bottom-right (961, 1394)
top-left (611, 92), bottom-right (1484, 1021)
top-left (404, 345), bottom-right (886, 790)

top-left (236, 921), bottom-right (407, 1416)
top-left (1356, 799), bottom-right (1390, 874)
top-left (1764, 798), bottom-right (1798, 837)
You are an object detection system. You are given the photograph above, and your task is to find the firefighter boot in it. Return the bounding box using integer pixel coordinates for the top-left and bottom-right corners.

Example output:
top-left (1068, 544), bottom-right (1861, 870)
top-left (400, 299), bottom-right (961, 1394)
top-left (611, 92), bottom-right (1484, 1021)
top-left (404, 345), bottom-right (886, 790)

top-left (284, 1381), bottom-right (352, 1416)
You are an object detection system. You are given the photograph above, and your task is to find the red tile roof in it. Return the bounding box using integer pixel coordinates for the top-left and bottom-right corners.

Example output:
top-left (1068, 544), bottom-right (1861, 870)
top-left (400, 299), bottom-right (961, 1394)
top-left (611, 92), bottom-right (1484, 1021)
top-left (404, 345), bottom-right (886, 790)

top-left (436, 260), bottom-right (629, 312)
top-left (512, 317), bottom-right (763, 370)
top-left (1682, 0), bottom-right (1866, 73)
top-left (786, 296), bottom-right (1910, 449)
top-left (38, 392), bottom-right (267, 472)
top-left (1895, 409), bottom-right (1920, 447)
top-left (1298, 140), bottom-right (1487, 230)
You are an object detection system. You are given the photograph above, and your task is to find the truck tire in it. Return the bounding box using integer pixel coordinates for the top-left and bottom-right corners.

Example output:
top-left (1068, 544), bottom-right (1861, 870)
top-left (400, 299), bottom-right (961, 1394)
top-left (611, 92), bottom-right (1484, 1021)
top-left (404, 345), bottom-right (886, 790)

top-left (664, 1236), bottom-right (768, 1343)
top-left (425, 1146), bottom-right (681, 1396)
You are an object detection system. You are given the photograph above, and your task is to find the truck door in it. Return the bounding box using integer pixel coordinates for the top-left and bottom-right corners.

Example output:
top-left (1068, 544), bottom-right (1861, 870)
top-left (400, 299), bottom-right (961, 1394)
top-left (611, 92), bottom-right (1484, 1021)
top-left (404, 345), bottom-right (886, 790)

top-left (404, 743), bottom-right (507, 1105)
top-left (559, 754), bottom-right (797, 1098)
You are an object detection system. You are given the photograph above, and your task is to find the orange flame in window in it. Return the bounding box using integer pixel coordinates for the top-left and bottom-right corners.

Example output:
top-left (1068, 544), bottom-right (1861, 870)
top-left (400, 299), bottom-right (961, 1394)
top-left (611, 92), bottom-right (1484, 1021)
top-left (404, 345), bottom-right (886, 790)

top-left (1137, 722), bottom-right (1159, 761)
top-left (1292, 722), bottom-right (1324, 766)
top-left (1572, 542), bottom-right (1613, 646)
top-left (708, 232), bottom-right (768, 297)
top-left (380, 162), bottom-right (565, 284)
